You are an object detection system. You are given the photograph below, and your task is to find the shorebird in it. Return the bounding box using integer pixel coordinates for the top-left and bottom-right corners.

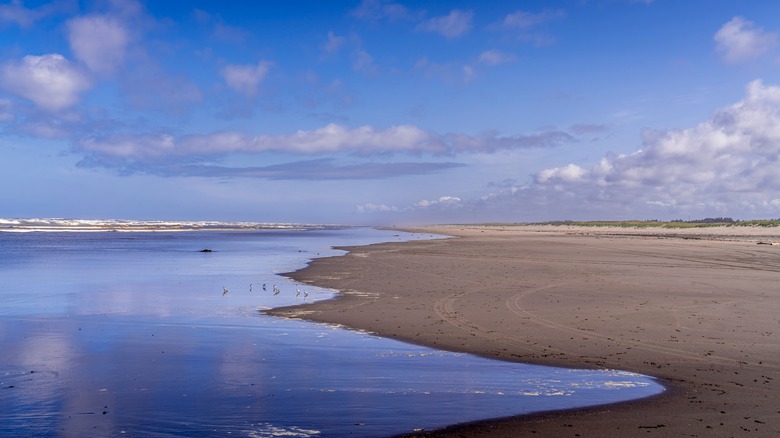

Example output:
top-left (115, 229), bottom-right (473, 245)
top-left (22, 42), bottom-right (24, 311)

top-left (249, 283), bottom-right (253, 292)
top-left (273, 285), bottom-right (280, 295)
top-left (222, 286), bottom-right (229, 296)
top-left (303, 290), bottom-right (309, 299)
top-left (296, 288), bottom-right (301, 297)
top-left (262, 283), bottom-right (267, 291)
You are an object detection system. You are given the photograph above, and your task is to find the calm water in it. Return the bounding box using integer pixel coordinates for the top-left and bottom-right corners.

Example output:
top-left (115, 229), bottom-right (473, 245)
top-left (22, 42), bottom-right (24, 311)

top-left (0, 227), bottom-right (663, 437)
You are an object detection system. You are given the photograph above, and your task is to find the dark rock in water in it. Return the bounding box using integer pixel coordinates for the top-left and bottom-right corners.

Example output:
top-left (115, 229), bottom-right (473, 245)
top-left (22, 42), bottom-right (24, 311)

top-left (199, 249), bottom-right (213, 252)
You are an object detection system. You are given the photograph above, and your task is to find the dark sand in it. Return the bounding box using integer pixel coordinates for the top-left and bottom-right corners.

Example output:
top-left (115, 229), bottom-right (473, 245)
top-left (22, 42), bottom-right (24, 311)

top-left (268, 225), bottom-right (780, 437)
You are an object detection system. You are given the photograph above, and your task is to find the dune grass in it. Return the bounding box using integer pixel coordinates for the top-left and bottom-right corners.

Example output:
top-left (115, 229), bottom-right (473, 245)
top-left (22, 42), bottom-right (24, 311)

top-left (532, 219), bottom-right (780, 228)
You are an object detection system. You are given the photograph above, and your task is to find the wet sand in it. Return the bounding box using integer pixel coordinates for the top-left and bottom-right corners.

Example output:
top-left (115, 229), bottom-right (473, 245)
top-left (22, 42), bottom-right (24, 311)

top-left (268, 225), bottom-right (780, 437)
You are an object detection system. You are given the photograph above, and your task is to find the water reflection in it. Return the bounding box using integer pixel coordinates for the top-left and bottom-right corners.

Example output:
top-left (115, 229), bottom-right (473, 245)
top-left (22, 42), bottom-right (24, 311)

top-left (0, 229), bottom-right (663, 437)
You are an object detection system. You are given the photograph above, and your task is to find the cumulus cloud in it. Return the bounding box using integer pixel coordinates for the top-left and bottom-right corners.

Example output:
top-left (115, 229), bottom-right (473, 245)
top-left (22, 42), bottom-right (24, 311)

top-left (414, 196), bottom-right (462, 208)
top-left (522, 79), bottom-right (780, 218)
top-left (417, 9), bottom-right (473, 38)
top-left (0, 54), bottom-right (91, 111)
top-left (220, 61), bottom-right (272, 95)
top-left (67, 14), bottom-right (130, 74)
top-left (361, 80), bottom-right (780, 221)
top-left (714, 17), bottom-right (777, 64)
top-left (535, 163), bottom-right (586, 183)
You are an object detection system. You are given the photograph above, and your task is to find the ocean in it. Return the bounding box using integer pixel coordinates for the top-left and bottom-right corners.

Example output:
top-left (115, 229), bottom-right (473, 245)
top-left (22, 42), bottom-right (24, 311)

top-left (0, 222), bottom-right (663, 437)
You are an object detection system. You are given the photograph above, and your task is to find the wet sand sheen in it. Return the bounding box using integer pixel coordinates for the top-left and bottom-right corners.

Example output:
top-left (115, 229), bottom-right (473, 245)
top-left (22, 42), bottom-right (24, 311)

top-left (0, 228), bottom-right (665, 436)
top-left (269, 225), bottom-right (780, 437)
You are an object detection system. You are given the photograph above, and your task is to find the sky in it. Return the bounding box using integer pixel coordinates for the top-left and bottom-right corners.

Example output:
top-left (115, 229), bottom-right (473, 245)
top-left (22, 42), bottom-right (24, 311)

top-left (1, 0), bottom-right (779, 225)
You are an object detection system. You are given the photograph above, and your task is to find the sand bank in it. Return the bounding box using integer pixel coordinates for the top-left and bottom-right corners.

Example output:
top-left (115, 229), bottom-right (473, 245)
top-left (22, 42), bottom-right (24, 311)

top-left (268, 225), bottom-right (780, 437)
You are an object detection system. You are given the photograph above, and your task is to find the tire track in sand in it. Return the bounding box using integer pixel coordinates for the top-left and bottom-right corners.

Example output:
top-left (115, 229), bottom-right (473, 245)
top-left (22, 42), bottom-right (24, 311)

top-left (503, 286), bottom-right (779, 370)
top-left (432, 282), bottom-right (579, 357)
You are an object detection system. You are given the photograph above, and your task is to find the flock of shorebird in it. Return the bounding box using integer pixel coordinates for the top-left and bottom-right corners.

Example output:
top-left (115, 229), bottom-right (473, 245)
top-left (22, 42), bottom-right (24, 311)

top-left (222, 283), bottom-right (309, 299)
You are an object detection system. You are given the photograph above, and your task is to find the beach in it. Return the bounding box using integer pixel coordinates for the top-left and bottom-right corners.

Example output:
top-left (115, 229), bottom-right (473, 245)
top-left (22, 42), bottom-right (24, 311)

top-left (269, 225), bottom-right (780, 437)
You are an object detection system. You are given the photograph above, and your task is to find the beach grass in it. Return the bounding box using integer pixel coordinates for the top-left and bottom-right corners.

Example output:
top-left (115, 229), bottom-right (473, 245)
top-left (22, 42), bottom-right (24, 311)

top-left (499, 219), bottom-right (780, 228)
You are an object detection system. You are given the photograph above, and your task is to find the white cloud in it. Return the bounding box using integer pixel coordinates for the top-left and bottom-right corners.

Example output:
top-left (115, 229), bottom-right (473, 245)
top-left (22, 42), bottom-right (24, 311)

top-left (252, 124), bottom-right (432, 154)
top-left (75, 124), bottom-right (576, 162)
top-left (79, 133), bottom-right (176, 159)
top-left (364, 80), bottom-right (780, 221)
top-left (524, 79), bottom-right (780, 217)
top-left (0, 54), bottom-right (91, 111)
top-left (220, 61), bottom-right (272, 96)
top-left (478, 49), bottom-right (517, 66)
top-left (78, 124), bottom-right (433, 159)
top-left (67, 14), bottom-right (130, 74)
top-left (714, 17), bottom-right (777, 64)
top-left (535, 164), bottom-right (586, 183)
top-left (414, 196), bottom-right (462, 209)
top-left (417, 9), bottom-right (473, 39)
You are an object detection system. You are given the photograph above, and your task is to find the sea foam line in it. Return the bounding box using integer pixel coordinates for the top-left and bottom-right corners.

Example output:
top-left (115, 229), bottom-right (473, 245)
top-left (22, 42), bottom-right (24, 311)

top-left (0, 217), bottom-right (340, 232)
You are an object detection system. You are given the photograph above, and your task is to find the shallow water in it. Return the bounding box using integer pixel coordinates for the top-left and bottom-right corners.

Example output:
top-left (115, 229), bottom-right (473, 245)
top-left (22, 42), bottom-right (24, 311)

top-left (0, 227), bottom-right (663, 437)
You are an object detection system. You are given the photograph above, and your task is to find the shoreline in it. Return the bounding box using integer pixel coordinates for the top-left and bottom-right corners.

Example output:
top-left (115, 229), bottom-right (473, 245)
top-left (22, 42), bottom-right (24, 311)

top-left (268, 225), bottom-right (780, 437)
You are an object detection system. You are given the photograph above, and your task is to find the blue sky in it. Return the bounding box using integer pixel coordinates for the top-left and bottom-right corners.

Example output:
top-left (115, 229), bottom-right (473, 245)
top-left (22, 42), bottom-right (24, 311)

top-left (1, 0), bottom-right (779, 224)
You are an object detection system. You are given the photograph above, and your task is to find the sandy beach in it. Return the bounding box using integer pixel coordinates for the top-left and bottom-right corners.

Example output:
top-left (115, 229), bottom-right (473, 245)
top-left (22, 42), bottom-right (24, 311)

top-left (269, 225), bottom-right (780, 437)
